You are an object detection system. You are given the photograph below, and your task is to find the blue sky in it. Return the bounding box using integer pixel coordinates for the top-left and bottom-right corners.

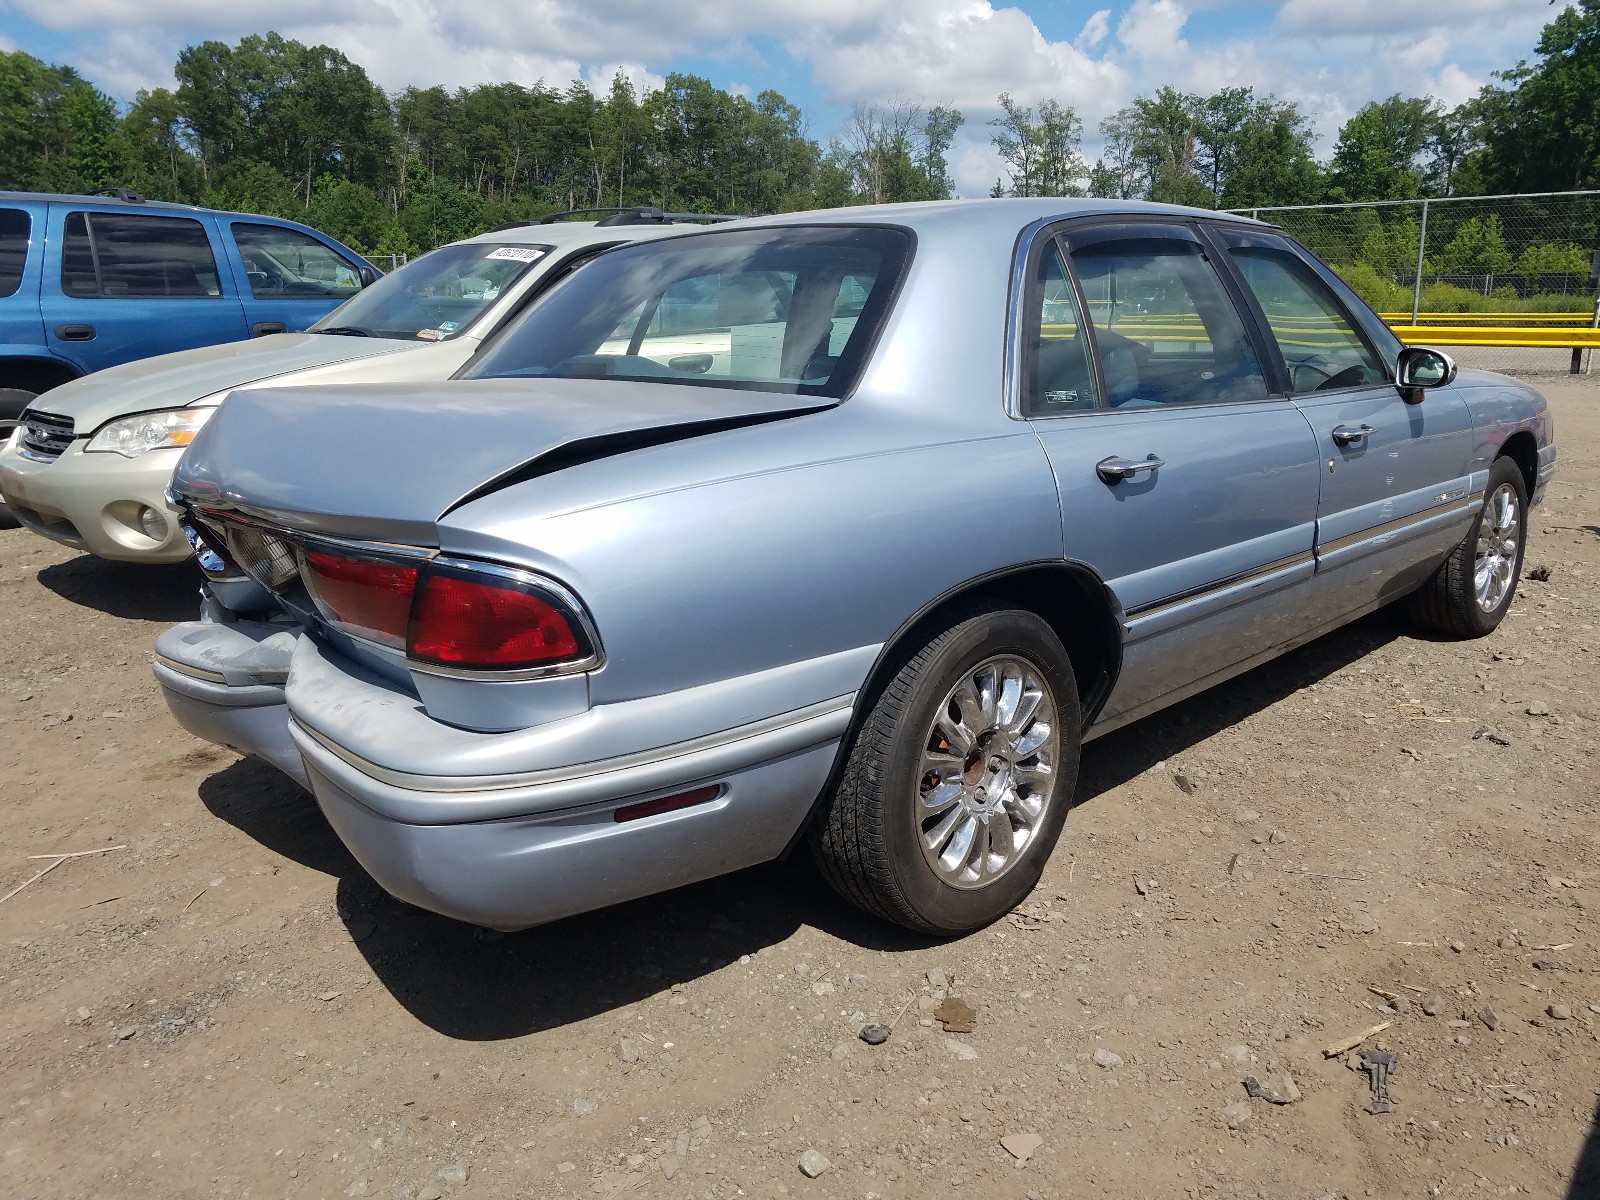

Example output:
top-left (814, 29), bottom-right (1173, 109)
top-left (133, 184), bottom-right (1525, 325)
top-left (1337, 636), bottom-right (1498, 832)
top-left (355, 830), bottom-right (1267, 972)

top-left (0, 0), bottom-right (1552, 195)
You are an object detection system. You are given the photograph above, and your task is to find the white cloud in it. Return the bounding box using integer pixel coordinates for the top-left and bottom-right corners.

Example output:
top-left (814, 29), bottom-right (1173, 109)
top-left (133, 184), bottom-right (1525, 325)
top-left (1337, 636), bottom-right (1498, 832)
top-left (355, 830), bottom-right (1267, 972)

top-left (1077, 8), bottom-right (1111, 50)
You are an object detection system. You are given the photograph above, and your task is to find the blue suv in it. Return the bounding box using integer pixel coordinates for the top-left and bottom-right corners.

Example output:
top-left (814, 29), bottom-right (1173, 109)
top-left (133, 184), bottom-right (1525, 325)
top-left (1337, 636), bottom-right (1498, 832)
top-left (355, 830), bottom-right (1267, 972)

top-left (0, 191), bottom-right (377, 441)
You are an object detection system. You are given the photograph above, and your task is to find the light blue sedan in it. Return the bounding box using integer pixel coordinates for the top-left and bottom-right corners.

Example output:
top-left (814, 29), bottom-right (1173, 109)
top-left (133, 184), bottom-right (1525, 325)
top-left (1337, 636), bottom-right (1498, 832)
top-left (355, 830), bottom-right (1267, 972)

top-left (153, 199), bottom-right (1556, 935)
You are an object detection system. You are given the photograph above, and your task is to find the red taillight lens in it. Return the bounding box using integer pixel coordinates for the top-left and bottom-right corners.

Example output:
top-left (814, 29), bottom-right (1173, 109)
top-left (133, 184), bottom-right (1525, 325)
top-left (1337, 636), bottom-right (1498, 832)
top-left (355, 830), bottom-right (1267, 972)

top-left (302, 549), bottom-right (419, 648)
top-left (409, 568), bottom-right (592, 671)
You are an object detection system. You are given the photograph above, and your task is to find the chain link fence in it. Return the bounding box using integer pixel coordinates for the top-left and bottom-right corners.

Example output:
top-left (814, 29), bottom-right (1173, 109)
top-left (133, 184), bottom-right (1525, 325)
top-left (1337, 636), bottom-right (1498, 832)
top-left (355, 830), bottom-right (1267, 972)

top-left (364, 253), bottom-right (409, 274)
top-left (1232, 192), bottom-right (1600, 376)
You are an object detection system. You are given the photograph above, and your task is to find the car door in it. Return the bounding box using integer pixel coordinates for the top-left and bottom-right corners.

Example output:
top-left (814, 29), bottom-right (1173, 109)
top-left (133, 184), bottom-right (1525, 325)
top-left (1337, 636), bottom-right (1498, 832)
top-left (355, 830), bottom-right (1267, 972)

top-left (225, 221), bottom-right (365, 335)
top-left (40, 206), bottom-right (249, 372)
top-left (1020, 221), bottom-right (1324, 729)
top-left (1208, 225), bottom-right (1479, 623)
top-left (0, 203), bottom-right (48, 417)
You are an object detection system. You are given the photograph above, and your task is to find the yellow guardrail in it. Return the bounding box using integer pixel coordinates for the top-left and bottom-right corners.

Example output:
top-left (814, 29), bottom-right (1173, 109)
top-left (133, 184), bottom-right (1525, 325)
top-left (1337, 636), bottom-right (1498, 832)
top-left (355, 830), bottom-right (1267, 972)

top-left (1379, 312), bottom-right (1594, 324)
top-left (1044, 317), bottom-right (1600, 353)
top-left (1390, 325), bottom-right (1600, 348)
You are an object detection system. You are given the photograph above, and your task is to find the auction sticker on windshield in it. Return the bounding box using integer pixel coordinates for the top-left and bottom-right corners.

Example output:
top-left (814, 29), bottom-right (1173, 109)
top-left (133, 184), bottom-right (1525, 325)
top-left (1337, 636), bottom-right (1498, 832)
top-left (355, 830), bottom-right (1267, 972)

top-left (486, 246), bottom-right (548, 263)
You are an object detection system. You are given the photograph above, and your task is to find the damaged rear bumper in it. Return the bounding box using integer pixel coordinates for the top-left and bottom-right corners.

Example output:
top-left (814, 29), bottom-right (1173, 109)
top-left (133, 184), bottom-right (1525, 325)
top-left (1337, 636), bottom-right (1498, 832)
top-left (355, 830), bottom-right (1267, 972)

top-left (153, 616), bottom-right (851, 929)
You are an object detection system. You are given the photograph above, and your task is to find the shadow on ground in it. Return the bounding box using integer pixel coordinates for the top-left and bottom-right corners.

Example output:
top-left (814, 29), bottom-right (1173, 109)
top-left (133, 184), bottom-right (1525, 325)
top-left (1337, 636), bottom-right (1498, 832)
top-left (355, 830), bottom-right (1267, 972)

top-left (37, 556), bottom-right (201, 622)
top-left (199, 606), bottom-right (1411, 1042)
top-left (1570, 1096), bottom-right (1600, 1200)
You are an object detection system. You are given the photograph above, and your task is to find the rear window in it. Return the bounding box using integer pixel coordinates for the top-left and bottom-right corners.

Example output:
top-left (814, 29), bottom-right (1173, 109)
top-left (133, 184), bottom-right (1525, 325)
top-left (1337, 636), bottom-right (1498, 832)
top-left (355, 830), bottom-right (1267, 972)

top-left (61, 211), bottom-right (222, 299)
top-left (0, 208), bottom-right (28, 298)
top-left (464, 226), bottom-right (912, 398)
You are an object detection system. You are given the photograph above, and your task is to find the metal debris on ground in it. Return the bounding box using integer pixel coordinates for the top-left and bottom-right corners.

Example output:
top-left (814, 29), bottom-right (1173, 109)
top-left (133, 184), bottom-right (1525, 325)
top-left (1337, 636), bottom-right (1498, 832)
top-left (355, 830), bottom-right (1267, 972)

top-left (1358, 1049), bottom-right (1398, 1115)
top-left (1243, 1070), bottom-right (1302, 1105)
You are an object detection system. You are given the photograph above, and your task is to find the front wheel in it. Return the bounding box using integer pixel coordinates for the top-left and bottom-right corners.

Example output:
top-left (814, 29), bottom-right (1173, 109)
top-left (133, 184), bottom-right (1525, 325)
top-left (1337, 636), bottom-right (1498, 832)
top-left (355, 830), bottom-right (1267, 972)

top-left (811, 603), bottom-right (1081, 935)
top-left (1409, 455), bottom-right (1528, 638)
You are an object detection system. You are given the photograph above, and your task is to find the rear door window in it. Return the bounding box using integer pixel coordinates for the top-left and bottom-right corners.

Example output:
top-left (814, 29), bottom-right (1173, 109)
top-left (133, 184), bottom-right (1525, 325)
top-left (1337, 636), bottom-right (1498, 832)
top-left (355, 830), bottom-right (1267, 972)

top-left (61, 211), bottom-right (223, 298)
top-left (0, 208), bottom-right (29, 298)
top-left (1067, 223), bottom-right (1268, 408)
top-left (232, 223), bottom-right (362, 299)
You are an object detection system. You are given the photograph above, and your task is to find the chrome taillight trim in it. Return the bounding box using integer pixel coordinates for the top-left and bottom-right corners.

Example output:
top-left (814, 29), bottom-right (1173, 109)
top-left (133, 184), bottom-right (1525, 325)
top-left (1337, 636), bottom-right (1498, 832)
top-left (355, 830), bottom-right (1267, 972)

top-left (405, 556), bottom-right (605, 681)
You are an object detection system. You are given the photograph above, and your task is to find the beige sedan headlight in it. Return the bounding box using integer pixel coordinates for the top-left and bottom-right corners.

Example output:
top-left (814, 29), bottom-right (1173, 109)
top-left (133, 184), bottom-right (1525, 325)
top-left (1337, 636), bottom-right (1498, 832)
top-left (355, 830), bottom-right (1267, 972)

top-left (85, 407), bottom-right (215, 458)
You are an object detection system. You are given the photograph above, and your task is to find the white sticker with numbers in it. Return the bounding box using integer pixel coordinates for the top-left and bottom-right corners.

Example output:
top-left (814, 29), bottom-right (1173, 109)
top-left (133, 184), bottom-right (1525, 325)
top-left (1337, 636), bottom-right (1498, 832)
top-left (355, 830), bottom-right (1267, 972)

top-left (486, 246), bottom-right (549, 263)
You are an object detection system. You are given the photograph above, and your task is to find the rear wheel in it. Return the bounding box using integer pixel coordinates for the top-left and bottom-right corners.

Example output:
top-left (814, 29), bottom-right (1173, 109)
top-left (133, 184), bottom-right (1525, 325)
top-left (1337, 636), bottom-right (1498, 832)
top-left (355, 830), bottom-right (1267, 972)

top-left (811, 603), bottom-right (1081, 935)
top-left (1409, 455), bottom-right (1528, 638)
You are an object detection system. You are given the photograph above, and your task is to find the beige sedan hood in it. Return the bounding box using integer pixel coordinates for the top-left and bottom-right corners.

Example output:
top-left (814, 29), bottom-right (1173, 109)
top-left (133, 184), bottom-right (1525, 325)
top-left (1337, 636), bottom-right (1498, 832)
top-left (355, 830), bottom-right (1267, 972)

top-left (28, 333), bottom-right (422, 432)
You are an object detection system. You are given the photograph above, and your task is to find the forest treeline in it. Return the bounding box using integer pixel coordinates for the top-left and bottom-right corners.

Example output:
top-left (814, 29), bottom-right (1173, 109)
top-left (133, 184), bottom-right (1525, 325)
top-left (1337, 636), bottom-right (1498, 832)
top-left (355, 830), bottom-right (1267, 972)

top-left (2, 1), bottom-right (1599, 257)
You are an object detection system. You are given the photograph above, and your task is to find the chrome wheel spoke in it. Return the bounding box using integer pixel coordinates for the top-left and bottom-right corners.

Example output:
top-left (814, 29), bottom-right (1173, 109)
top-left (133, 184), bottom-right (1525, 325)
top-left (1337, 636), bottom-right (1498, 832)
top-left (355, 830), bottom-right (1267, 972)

top-left (939, 814), bottom-right (979, 875)
top-left (1008, 686), bottom-right (1043, 736)
top-left (921, 778), bottom-right (963, 814)
top-left (1014, 719), bottom-right (1052, 758)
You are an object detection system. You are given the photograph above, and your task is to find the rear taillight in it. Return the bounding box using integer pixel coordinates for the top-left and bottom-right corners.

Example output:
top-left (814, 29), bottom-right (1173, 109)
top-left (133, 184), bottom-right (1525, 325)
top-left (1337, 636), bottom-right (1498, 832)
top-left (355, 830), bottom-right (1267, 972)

top-left (302, 549), bottom-right (420, 649)
top-left (298, 545), bottom-right (596, 674)
top-left (409, 565), bottom-right (594, 672)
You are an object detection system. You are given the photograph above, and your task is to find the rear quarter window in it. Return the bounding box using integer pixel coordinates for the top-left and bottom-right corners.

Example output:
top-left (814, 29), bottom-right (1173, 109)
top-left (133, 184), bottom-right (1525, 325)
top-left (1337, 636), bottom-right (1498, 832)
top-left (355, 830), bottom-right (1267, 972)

top-left (0, 208), bottom-right (29, 298)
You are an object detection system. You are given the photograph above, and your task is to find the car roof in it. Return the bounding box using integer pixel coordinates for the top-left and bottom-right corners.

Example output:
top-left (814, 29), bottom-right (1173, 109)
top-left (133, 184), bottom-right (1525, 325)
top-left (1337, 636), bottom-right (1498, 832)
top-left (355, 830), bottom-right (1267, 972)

top-left (0, 191), bottom-right (318, 222)
top-left (691, 196), bottom-right (1267, 236)
top-left (454, 220), bottom-right (726, 249)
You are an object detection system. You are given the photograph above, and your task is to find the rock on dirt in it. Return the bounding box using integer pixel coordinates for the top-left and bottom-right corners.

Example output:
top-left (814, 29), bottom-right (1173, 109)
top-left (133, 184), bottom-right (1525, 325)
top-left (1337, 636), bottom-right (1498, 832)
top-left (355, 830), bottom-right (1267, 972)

top-left (1001, 1132), bottom-right (1044, 1162)
top-left (798, 1149), bottom-right (832, 1178)
top-left (1092, 1048), bottom-right (1123, 1069)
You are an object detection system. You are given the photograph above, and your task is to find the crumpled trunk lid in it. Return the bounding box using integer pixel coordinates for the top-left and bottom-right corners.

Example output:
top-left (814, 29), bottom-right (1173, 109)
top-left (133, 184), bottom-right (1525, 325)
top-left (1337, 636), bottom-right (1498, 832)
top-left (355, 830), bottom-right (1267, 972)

top-left (172, 377), bottom-right (831, 544)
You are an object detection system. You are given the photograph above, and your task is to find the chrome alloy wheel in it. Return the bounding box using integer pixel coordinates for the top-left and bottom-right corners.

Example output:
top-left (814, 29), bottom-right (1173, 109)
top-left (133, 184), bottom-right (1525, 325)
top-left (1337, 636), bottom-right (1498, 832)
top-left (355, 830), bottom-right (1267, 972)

top-left (915, 656), bottom-right (1059, 889)
top-left (1474, 482), bottom-right (1520, 613)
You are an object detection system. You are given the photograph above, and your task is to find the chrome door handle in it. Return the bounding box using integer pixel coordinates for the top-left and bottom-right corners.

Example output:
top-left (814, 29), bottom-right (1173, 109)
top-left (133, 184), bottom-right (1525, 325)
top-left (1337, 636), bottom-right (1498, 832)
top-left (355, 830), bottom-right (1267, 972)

top-left (1331, 423), bottom-right (1376, 446)
top-left (1096, 454), bottom-right (1165, 484)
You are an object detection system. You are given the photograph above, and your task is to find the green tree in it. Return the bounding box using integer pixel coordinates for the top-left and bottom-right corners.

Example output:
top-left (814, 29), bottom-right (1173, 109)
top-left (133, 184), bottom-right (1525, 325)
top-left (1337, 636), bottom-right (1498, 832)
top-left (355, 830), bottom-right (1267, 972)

top-left (1325, 95), bottom-right (1437, 201)
top-left (1429, 214), bottom-right (1514, 275)
top-left (1472, 1), bottom-right (1600, 190)
top-left (990, 93), bottom-right (1085, 197)
top-left (1516, 241), bottom-right (1590, 275)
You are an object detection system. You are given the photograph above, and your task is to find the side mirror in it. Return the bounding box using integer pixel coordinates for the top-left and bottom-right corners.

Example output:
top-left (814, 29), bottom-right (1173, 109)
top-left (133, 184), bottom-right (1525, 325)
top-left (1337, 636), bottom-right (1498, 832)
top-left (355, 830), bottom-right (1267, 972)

top-left (359, 265), bottom-right (378, 288)
top-left (1396, 346), bottom-right (1456, 404)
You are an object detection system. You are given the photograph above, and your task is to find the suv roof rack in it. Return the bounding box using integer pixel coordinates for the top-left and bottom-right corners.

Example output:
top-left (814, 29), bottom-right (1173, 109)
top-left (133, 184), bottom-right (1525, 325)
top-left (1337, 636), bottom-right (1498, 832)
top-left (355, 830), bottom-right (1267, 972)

top-left (484, 207), bottom-right (740, 233)
top-left (87, 187), bottom-right (146, 203)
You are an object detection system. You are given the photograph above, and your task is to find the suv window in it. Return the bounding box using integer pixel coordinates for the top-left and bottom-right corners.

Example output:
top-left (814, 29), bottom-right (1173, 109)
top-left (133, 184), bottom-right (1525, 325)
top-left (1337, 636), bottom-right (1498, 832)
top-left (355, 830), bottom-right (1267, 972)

top-left (61, 211), bottom-right (222, 298)
top-left (0, 208), bottom-right (28, 299)
top-left (466, 226), bottom-right (913, 398)
top-left (1220, 232), bottom-right (1385, 393)
top-left (1024, 238), bottom-right (1097, 415)
top-left (1067, 226), bottom-right (1267, 408)
top-left (232, 223), bottom-right (362, 299)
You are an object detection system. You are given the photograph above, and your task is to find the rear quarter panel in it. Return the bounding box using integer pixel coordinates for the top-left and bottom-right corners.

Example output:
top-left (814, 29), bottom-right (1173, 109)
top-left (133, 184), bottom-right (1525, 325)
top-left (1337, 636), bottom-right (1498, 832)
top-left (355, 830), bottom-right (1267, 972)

top-left (439, 400), bottom-right (1066, 709)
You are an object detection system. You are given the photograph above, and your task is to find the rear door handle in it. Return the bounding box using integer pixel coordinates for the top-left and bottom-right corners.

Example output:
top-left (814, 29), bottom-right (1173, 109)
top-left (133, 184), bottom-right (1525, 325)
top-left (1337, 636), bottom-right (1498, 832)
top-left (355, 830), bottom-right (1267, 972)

top-left (1331, 423), bottom-right (1376, 446)
top-left (1096, 454), bottom-right (1165, 484)
top-left (251, 321), bottom-right (286, 337)
top-left (55, 323), bottom-right (95, 341)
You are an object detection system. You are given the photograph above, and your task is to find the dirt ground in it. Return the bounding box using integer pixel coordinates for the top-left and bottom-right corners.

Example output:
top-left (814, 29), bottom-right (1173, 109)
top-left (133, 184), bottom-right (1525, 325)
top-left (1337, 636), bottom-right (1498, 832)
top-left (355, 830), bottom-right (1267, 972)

top-left (2, 379), bottom-right (1597, 1200)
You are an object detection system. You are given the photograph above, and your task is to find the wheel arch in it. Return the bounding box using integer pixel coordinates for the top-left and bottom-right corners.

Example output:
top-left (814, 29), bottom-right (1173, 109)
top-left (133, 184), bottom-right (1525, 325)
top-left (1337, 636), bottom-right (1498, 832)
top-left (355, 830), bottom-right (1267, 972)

top-left (1498, 429), bottom-right (1538, 500)
top-left (783, 560), bottom-right (1124, 858)
top-left (1, 356), bottom-right (82, 399)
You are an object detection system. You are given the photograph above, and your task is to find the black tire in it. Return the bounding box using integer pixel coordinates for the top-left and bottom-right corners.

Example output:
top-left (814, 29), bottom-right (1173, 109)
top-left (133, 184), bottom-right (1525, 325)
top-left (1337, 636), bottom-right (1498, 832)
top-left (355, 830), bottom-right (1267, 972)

top-left (0, 389), bottom-right (32, 529)
top-left (1409, 455), bottom-right (1528, 638)
top-left (811, 602), bottom-right (1081, 935)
